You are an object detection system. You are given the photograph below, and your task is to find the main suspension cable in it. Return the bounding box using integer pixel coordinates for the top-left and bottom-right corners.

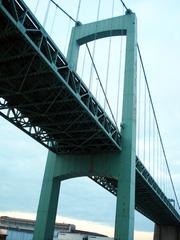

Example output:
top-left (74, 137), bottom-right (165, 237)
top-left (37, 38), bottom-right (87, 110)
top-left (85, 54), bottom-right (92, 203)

top-left (119, 0), bottom-right (128, 10)
top-left (50, 5), bottom-right (57, 35)
top-left (104, 0), bottom-right (114, 110)
top-left (89, 0), bottom-right (101, 90)
top-left (116, 36), bottom-right (123, 123)
top-left (34, 0), bottom-right (40, 14)
top-left (50, 0), bottom-right (77, 23)
top-left (43, 1), bottom-right (51, 27)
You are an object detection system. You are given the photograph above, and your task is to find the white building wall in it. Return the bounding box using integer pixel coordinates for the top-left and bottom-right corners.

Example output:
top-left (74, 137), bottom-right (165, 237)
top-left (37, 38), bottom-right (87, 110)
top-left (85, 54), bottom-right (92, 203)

top-left (5, 228), bottom-right (113, 240)
top-left (57, 232), bottom-right (113, 240)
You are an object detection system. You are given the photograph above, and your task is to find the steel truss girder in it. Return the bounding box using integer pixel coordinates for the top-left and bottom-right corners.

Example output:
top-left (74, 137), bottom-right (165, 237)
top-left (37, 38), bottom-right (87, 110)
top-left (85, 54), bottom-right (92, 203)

top-left (0, 97), bottom-right (59, 152)
top-left (0, 0), bottom-right (121, 151)
top-left (91, 157), bottom-right (180, 225)
top-left (1, 0), bottom-right (180, 226)
top-left (0, 97), bottom-right (74, 110)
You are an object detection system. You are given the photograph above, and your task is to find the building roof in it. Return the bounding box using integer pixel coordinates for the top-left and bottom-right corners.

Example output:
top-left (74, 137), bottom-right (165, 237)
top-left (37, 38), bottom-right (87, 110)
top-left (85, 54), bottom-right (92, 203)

top-left (0, 216), bottom-right (107, 237)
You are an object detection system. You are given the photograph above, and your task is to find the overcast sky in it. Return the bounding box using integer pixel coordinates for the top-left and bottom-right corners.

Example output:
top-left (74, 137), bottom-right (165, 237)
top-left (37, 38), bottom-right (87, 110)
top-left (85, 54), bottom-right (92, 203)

top-left (0, 0), bottom-right (180, 240)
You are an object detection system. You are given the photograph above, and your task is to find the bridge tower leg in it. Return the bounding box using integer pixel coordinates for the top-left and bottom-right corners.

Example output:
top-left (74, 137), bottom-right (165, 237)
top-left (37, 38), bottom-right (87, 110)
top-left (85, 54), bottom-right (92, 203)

top-left (153, 224), bottom-right (180, 240)
top-left (32, 154), bottom-right (60, 240)
top-left (33, 12), bottom-right (137, 240)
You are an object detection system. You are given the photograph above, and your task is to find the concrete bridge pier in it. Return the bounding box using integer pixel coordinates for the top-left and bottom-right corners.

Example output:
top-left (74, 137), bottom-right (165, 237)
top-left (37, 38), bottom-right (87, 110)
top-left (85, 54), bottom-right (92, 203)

top-left (153, 224), bottom-right (180, 240)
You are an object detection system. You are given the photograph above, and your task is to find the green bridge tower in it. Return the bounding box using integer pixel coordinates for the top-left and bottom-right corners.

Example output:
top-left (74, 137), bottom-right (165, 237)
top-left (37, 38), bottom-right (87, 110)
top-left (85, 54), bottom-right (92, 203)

top-left (33, 11), bottom-right (137, 240)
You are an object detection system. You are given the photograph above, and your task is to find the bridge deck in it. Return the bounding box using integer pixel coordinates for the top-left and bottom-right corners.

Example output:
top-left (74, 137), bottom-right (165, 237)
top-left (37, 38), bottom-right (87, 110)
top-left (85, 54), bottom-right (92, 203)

top-left (0, 0), bottom-right (180, 226)
top-left (0, 0), bottom-right (121, 154)
top-left (92, 158), bottom-right (180, 225)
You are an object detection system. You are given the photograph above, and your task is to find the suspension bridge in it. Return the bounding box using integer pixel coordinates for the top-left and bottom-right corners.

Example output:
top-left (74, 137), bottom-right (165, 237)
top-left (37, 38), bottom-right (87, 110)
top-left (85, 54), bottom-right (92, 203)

top-left (0, 0), bottom-right (179, 239)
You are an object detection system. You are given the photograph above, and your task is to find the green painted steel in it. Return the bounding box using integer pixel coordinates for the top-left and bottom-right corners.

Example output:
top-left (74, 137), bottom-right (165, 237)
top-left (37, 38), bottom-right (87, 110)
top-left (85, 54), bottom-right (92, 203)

top-left (64, 11), bottom-right (137, 239)
top-left (0, 1), bottom-right (179, 240)
top-left (93, 158), bottom-right (180, 225)
top-left (114, 12), bottom-right (137, 240)
top-left (33, 153), bottom-right (61, 239)
top-left (33, 151), bottom-right (131, 240)
top-left (0, 0), bottom-right (121, 154)
top-left (33, 11), bottom-right (137, 240)
top-left (67, 16), bottom-right (127, 70)
top-left (34, 8), bottom-right (137, 240)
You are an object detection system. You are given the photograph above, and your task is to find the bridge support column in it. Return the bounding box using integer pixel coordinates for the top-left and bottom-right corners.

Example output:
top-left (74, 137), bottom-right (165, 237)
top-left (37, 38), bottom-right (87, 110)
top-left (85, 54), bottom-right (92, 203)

top-left (153, 224), bottom-right (180, 240)
top-left (33, 153), bottom-right (61, 240)
top-left (34, 11), bottom-right (137, 240)
top-left (33, 149), bottom-right (136, 240)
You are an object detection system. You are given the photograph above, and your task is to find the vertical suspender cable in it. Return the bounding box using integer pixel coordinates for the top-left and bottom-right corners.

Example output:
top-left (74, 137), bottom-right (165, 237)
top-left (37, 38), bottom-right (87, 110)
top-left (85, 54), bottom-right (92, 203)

top-left (137, 62), bottom-right (141, 157)
top-left (95, 77), bottom-right (99, 99)
top-left (155, 128), bottom-right (157, 181)
top-left (163, 152), bottom-right (165, 193)
top-left (89, 0), bottom-right (101, 90)
top-left (88, 41), bottom-right (96, 90)
top-left (137, 44), bottom-right (180, 210)
top-left (50, 5), bottom-right (57, 35)
top-left (148, 102), bottom-right (151, 172)
top-left (33, 0), bottom-right (180, 211)
top-left (166, 164), bottom-right (168, 197)
top-left (149, 100), bottom-right (151, 171)
top-left (152, 118), bottom-right (155, 178)
top-left (48, 0), bottom-right (118, 129)
top-left (81, 46), bottom-right (87, 79)
top-left (34, 0), bottom-right (40, 14)
top-left (104, 38), bottom-right (112, 109)
top-left (86, 44), bottom-right (119, 130)
top-left (166, 167), bottom-right (168, 199)
top-left (94, 0), bottom-right (101, 102)
top-left (104, 0), bottom-right (114, 110)
top-left (159, 145), bottom-right (161, 188)
top-left (160, 145), bottom-right (163, 190)
top-left (164, 154), bottom-right (167, 194)
top-left (64, 18), bottom-right (72, 54)
top-left (157, 133), bottom-right (159, 184)
top-left (162, 148), bottom-right (165, 191)
top-left (43, 0), bottom-right (51, 27)
top-left (76, 0), bottom-right (82, 22)
top-left (159, 141), bottom-right (161, 187)
top-left (161, 148), bottom-right (164, 190)
top-left (143, 81), bottom-right (146, 165)
top-left (159, 140), bottom-right (161, 187)
top-left (116, 35), bottom-right (123, 124)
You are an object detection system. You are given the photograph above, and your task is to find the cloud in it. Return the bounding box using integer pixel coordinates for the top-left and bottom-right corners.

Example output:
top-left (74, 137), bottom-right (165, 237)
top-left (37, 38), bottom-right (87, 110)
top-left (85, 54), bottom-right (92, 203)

top-left (134, 231), bottom-right (153, 240)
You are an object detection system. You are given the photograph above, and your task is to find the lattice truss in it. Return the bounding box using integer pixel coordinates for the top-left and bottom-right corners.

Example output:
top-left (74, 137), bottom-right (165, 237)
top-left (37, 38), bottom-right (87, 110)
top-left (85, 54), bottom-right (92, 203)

top-left (0, 0), bottom-right (180, 226)
top-left (0, 0), bottom-right (121, 153)
top-left (92, 157), bottom-right (180, 224)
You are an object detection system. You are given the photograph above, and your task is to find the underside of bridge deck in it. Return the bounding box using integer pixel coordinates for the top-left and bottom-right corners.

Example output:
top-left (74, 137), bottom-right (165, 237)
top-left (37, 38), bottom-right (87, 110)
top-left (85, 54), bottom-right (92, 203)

top-left (92, 158), bottom-right (180, 225)
top-left (0, 0), bottom-right (121, 154)
top-left (0, 0), bottom-right (179, 229)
